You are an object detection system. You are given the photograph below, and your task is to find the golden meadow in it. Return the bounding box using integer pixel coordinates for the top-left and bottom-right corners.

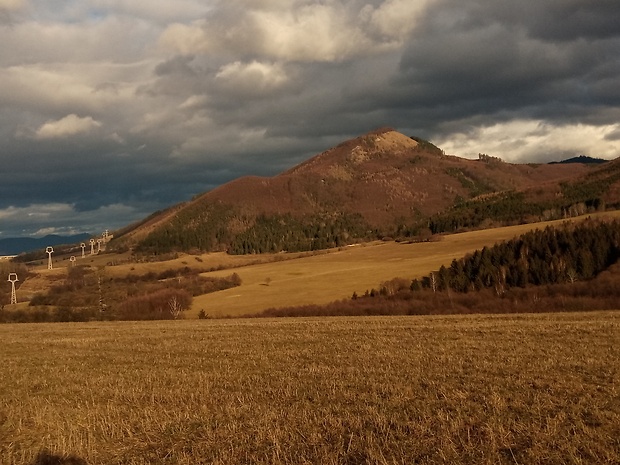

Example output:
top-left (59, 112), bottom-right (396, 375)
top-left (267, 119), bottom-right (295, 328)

top-left (1, 312), bottom-right (619, 464)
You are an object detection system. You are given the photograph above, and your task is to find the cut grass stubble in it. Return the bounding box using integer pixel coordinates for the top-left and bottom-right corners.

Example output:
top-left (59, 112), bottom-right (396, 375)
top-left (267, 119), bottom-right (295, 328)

top-left (1, 312), bottom-right (619, 464)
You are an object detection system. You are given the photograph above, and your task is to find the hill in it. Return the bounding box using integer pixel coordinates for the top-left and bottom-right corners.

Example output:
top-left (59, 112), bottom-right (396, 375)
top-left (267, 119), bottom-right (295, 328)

top-left (426, 156), bottom-right (620, 234)
top-left (111, 128), bottom-right (613, 254)
top-left (549, 155), bottom-right (607, 165)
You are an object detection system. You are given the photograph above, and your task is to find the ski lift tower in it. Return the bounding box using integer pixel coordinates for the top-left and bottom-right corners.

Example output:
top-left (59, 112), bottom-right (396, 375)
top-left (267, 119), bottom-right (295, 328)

top-left (46, 246), bottom-right (54, 270)
top-left (8, 273), bottom-right (18, 305)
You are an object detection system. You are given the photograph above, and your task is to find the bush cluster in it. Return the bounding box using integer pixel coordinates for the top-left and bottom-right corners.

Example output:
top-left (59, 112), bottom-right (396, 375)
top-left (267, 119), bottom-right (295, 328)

top-left (0, 306), bottom-right (101, 323)
top-left (115, 288), bottom-right (192, 320)
top-left (3, 267), bottom-right (242, 323)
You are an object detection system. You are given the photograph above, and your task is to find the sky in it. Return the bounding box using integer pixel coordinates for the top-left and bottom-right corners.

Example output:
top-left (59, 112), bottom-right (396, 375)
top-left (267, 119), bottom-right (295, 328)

top-left (1, 0), bottom-right (619, 238)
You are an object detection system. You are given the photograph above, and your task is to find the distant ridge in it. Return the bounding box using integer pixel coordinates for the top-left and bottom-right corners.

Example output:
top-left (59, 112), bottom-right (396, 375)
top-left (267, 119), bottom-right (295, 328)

top-left (549, 155), bottom-right (607, 165)
top-left (0, 233), bottom-right (91, 256)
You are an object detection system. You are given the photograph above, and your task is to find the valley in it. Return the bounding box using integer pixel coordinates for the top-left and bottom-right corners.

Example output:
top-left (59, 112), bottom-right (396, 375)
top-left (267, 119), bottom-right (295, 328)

top-left (4, 211), bottom-right (620, 319)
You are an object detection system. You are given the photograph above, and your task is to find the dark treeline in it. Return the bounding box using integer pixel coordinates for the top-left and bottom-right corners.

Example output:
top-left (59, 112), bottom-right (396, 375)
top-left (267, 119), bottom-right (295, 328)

top-left (0, 306), bottom-right (101, 324)
top-left (424, 193), bottom-right (605, 235)
top-left (427, 192), bottom-right (545, 234)
top-left (136, 202), bottom-right (234, 254)
top-left (417, 218), bottom-right (620, 293)
top-left (137, 206), bottom-right (376, 255)
top-left (228, 212), bottom-right (373, 254)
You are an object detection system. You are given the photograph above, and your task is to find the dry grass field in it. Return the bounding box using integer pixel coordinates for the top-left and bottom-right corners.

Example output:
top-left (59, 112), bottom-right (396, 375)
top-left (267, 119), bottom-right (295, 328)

top-left (1, 312), bottom-right (619, 464)
top-left (191, 211), bottom-right (620, 317)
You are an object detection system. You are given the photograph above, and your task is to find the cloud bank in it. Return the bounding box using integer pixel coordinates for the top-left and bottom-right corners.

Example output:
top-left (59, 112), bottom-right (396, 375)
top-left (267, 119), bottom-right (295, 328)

top-left (1, 0), bottom-right (619, 237)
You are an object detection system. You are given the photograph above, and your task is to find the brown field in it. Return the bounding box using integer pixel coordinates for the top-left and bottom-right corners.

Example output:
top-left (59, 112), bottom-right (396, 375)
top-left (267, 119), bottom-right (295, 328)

top-left (1, 312), bottom-right (619, 464)
top-left (191, 211), bottom-right (620, 317)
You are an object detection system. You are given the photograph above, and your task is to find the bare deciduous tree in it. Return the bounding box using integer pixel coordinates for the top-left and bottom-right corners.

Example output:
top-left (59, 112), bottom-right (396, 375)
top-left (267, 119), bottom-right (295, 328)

top-left (169, 296), bottom-right (183, 319)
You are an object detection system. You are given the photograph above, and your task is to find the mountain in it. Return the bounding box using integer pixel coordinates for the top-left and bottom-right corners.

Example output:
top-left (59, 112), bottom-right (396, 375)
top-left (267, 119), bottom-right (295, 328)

top-left (0, 233), bottom-right (92, 256)
top-left (112, 128), bottom-right (617, 254)
top-left (549, 155), bottom-right (607, 165)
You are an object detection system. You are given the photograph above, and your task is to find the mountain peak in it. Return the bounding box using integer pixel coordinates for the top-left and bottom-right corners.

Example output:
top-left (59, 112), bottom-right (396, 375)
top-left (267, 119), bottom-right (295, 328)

top-left (285, 129), bottom-right (419, 176)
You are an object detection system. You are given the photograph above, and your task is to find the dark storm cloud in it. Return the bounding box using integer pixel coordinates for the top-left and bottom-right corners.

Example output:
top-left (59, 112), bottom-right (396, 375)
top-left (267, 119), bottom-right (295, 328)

top-left (474, 0), bottom-right (620, 42)
top-left (394, 0), bottom-right (620, 125)
top-left (0, 0), bottom-right (619, 237)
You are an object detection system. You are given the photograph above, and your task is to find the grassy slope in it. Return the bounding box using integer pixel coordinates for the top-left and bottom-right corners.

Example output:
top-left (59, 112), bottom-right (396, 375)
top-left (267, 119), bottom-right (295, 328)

top-left (1, 313), bottom-right (619, 464)
top-left (192, 211), bottom-right (620, 317)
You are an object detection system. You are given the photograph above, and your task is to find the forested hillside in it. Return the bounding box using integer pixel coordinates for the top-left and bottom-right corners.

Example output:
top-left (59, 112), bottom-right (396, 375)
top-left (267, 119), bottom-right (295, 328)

top-left (254, 218), bottom-right (620, 317)
top-left (418, 218), bottom-right (620, 292)
top-left (416, 159), bottom-right (620, 236)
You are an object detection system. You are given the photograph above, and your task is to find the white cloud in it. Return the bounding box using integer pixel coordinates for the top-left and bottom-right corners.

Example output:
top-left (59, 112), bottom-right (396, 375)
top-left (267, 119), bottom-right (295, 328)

top-left (158, 21), bottom-right (209, 55)
top-left (35, 114), bottom-right (102, 139)
top-left (0, 0), bottom-right (25, 11)
top-left (249, 4), bottom-right (370, 62)
top-left (33, 226), bottom-right (70, 236)
top-left (437, 120), bottom-right (620, 162)
top-left (158, 1), bottom-right (423, 62)
top-left (215, 61), bottom-right (289, 94)
top-left (0, 203), bottom-right (73, 221)
top-left (1, 61), bottom-right (152, 118)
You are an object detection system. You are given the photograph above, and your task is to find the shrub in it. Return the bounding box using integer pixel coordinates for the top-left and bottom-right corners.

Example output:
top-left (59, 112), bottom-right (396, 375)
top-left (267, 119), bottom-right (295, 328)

top-left (115, 288), bottom-right (192, 321)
